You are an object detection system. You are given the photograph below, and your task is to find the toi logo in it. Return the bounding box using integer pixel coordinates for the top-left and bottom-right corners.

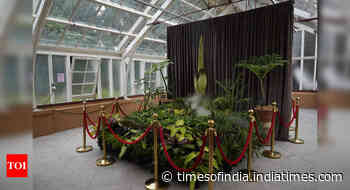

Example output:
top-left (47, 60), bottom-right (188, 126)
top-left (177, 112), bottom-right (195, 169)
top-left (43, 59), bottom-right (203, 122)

top-left (6, 154), bottom-right (28, 178)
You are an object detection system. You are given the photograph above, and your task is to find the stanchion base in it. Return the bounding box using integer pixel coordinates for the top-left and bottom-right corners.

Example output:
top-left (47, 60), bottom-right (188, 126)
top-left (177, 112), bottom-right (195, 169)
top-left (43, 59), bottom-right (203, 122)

top-left (145, 178), bottom-right (168, 190)
top-left (76, 145), bottom-right (93, 153)
top-left (262, 150), bottom-right (281, 159)
top-left (96, 157), bottom-right (114, 167)
top-left (289, 138), bottom-right (304, 144)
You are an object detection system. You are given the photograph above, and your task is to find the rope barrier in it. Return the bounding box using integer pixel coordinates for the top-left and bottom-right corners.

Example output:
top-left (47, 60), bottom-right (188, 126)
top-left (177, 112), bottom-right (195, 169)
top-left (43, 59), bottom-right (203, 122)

top-left (86, 113), bottom-right (97, 127)
top-left (277, 105), bottom-right (298, 128)
top-left (137, 103), bottom-right (143, 112)
top-left (216, 120), bottom-right (253, 165)
top-left (111, 103), bottom-right (116, 114)
top-left (159, 126), bottom-right (207, 173)
top-left (103, 117), bottom-right (152, 145)
top-left (84, 111), bottom-right (101, 139)
top-left (253, 112), bottom-right (276, 144)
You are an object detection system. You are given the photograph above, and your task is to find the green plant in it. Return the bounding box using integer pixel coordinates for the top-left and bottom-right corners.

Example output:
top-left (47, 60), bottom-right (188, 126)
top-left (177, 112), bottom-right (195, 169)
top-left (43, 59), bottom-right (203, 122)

top-left (214, 74), bottom-right (250, 112)
top-left (236, 54), bottom-right (287, 104)
top-left (134, 60), bottom-right (173, 109)
top-left (194, 36), bottom-right (207, 95)
top-left (99, 98), bottom-right (263, 188)
top-left (145, 59), bottom-right (173, 93)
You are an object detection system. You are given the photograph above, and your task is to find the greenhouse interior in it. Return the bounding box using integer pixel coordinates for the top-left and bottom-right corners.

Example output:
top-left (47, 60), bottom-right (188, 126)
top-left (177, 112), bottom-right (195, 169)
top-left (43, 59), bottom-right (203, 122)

top-left (1, 0), bottom-right (350, 190)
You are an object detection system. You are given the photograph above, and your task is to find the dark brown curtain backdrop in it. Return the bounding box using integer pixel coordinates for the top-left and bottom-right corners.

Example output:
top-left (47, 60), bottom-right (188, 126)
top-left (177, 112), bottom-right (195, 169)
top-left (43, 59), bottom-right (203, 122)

top-left (167, 1), bottom-right (294, 141)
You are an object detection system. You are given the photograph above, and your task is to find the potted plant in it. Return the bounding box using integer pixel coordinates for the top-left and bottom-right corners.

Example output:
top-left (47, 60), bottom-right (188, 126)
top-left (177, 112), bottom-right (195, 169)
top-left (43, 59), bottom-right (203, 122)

top-left (236, 54), bottom-right (287, 122)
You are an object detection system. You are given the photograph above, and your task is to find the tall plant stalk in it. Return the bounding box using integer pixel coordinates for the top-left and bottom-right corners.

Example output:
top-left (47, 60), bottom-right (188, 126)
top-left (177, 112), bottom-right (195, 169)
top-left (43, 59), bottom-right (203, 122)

top-left (259, 79), bottom-right (265, 101)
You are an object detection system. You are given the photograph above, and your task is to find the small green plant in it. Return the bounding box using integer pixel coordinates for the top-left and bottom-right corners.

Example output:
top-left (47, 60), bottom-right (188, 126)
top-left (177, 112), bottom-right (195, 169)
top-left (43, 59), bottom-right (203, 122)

top-left (134, 60), bottom-right (173, 109)
top-left (214, 74), bottom-right (250, 112)
top-left (236, 54), bottom-right (287, 105)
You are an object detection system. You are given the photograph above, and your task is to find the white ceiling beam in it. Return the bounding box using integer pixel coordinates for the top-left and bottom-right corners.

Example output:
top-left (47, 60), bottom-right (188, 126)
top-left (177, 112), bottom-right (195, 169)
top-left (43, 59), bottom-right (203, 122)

top-left (37, 44), bottom-right (123, 59)
top-left (122, 0), bottom-right (174, 59)
top-left (180, 0), bottom-right (214, 17)
top-left (88, 0), bottom-right (176, 26)
top-left (45, 17), bottom-right (166, 44)
top-left (116, 0), bottom-right (162, 51)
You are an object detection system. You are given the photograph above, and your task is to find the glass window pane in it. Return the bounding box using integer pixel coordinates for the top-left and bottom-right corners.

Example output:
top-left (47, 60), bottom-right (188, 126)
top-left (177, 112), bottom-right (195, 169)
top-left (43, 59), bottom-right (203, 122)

top-left (3, 56), bottom-right (19, 104)
top-left (101, 59), bottom-right (110, 98)
top-left (72, 85), bottom-right (83, 96)
top-left (35, 55), bottom-right (50, 105)
top-left (112, 60), bottom-right (121, 97)
top-left (71, 57), bottom-right (99, 98)
top-left (52, 55), bottom-right (67, 103)
top-left (134, 61), bottom-right (143, 95)
top-left (293, 31), bottom-right (302, 57)
top-left (127, 63), bottom-right (133, 95)
top-left (302, 59), bottom-right (316, 90)
top-left (292, 60), bottom-right (301, 91)
top-left (304, 31), bottom-right (316, 57)
top-left (145, 62), bottom-right (157, 90)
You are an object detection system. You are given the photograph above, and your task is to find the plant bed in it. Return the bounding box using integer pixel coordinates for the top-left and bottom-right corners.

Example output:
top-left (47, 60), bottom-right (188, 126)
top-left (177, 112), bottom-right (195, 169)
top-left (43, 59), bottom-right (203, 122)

top-left (97, 99), bottom-right (263, 188)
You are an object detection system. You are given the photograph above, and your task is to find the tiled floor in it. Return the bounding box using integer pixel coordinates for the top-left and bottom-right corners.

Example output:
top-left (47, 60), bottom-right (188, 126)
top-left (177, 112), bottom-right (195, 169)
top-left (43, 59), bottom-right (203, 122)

top-left (33, 109), bottom-right (350, 190)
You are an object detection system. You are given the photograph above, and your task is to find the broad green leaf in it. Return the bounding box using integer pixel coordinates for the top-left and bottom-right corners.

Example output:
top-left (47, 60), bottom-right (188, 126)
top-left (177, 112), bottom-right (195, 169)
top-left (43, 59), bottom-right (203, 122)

top-left (176, 120), bottom-right (185, 126)
top-left (184, 152), bottom-right (200, 166)
top-left (118, 145), bottom-right (127, 159)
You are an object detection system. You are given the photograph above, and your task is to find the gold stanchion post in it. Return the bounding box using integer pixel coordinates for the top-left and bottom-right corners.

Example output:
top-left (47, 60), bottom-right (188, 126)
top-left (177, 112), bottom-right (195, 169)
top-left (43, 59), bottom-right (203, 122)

top-left (262, 102), bottom-right (281, 159)
top-left (247, 110), bottom-right (256, 181)
top-left (289, 97), bottom-right (304, 144)
top-left (76, 101), bottom-right (93, 153)
top-left (96, 105), bottom-right (115, 166)
top-left (207, 120), bottom-right (216, 190)
top-left (145, 114), bottom-right (167, 190)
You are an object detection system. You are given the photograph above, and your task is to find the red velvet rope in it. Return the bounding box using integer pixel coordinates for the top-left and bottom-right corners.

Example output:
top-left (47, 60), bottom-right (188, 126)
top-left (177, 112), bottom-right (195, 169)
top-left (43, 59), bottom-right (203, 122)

top-left (137, 103), bottom-right (143, 112)
top-left (86, 113), bottom-right (96, 127)
top-left (277, 105), bottom-right (298, 128)
top-left (216, 121), bottom-right (253, 165)
top-left (84, 111), bottom-right (101, 139)
top-left (103, 117), bottom-right (152, 145)
top-left (254, 112), bottom-right (276, 144)
top-left (111, 103), bottom-right (116, 114)
top-left (159, 126), bottom-right (207, 172)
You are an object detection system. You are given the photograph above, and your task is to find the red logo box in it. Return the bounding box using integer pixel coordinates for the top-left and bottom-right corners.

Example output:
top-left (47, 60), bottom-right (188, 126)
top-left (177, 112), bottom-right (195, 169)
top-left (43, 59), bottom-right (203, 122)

top-left (6, 154), bottom-right (28, 178)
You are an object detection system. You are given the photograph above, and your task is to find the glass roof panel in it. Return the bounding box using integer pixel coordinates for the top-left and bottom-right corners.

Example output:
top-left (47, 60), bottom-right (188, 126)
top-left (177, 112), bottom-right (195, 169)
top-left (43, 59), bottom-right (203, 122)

top-left (163, 0), bottom-right (195, 23)
top-left (110, 0), bottom-right (152, 12)
top-left (49, 0), bottom-right (78, 19)
top-left (146, 23), bottom-right (168, 41)
top-left (148, 0), bottom-right (167, 15)
top-left (136, 40), bottom-right (167, 56)
top-left (189, 0), bottom-right (209, 9)
top-left (39, 0), bottom-right (318, 58)
top-left (111, 9), bottom-right (141, 32)
top-left (40, 21), bottom-right (65, 45)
